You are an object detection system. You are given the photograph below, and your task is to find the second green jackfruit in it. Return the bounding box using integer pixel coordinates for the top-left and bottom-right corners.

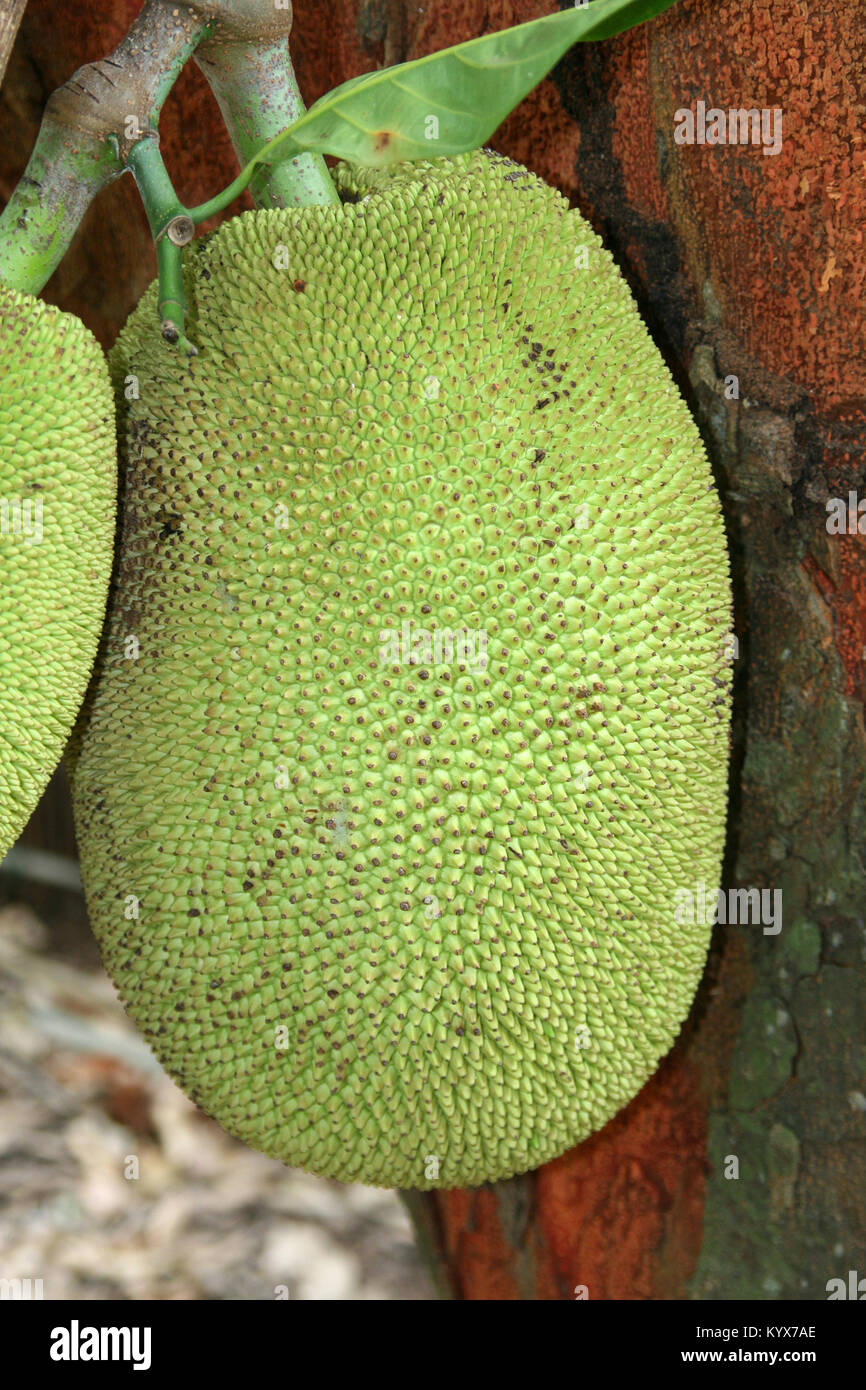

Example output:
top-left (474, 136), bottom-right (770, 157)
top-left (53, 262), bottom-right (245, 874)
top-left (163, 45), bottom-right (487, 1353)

top-left (72, 152), bottom-right (731, 1189)
top-left (0, 284), bottom-right (116, 857)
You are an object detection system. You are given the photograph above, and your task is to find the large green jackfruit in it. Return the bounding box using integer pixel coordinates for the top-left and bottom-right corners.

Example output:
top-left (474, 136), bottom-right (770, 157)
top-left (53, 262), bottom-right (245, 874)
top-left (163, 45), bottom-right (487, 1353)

top-left (72, 151), bottom-right (731, 1189)
top-left (0, 285), bottom-right (115, 857)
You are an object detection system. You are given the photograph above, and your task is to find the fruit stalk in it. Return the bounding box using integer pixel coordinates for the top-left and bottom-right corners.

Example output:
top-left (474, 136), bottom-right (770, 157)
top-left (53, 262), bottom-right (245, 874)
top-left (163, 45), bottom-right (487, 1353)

top-left (195, 32), bottom-right (339, 208)
top-left (0, 0), bottom-right (211, 294)
top-left (125, 135), bottom-right (199, 353)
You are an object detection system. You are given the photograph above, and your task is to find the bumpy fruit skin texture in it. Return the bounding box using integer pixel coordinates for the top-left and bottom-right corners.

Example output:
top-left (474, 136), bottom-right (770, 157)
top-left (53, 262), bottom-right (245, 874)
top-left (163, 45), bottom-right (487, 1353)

top-left (0, 285), bottom-right (115, 857)
top-left (72, 152), bottom-right (731, 1189)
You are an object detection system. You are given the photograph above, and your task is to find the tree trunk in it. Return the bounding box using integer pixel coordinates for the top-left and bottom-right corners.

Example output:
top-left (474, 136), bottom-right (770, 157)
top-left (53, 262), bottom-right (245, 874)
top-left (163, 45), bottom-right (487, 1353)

top-left (2, 0), bottom-right (863, 1300)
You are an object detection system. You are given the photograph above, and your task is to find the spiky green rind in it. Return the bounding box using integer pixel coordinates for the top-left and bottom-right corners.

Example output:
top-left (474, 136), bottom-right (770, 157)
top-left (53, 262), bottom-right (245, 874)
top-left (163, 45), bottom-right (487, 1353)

top-left (72, 151), bottom-right (731, 1189)
top-left (0, 285), bottom-right (116, 856)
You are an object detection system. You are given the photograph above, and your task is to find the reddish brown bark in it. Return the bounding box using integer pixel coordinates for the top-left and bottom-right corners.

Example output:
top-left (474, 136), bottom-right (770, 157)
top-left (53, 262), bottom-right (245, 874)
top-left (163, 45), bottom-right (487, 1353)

top-left (2, 0), bottom-right (863, 1300)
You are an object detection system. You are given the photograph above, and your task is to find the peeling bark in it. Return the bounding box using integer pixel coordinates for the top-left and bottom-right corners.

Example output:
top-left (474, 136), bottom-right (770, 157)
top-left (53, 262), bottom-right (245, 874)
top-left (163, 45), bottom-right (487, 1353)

top-left (1, 0), bottom-right (863, 1300)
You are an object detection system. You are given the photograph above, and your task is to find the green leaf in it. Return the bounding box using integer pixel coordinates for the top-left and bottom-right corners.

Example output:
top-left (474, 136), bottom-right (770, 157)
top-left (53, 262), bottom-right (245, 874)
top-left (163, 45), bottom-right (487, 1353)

top-left (187, 0), bottom-right (677, 221)
top-left (289, 0), bottom-right (676, 166)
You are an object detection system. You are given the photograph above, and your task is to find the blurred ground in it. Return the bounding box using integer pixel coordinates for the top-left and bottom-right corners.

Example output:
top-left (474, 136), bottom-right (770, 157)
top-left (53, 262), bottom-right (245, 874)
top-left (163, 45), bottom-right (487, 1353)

top-left (0, 898), bottom-right (434, 1301)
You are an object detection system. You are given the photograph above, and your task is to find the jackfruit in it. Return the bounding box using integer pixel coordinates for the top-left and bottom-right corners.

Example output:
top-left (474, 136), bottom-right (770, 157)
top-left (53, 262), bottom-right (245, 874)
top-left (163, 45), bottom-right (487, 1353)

top-left (71, 151), bottom-right (731, 1189)
top-left (0, 284), bottom-right (116, 858)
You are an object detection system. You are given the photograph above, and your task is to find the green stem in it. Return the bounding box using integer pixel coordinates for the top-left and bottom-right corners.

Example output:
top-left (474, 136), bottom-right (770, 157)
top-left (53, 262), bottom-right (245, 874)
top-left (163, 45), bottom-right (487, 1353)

top-left (0, 0), bottom-right (337, 337)
top-left (128, 135), bottom-right (188, 238)
top-left (0, 0), bottom-right (210, 295)
top-left (127, 136), bottom-right (197, 354)
top-left (194, 33), bottom-right (338, 209)
top-left (186, 160), bottom-right (264, 225)
top-left (0, 128), bottom-right (119, 294)
top-left (155, 236), bottom-right (194, 352)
